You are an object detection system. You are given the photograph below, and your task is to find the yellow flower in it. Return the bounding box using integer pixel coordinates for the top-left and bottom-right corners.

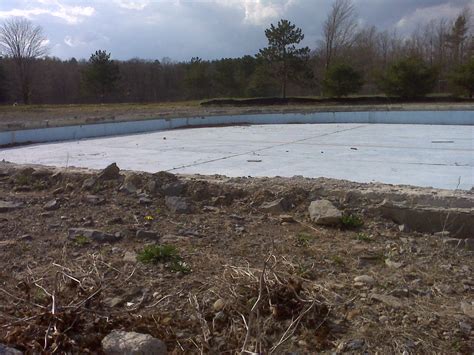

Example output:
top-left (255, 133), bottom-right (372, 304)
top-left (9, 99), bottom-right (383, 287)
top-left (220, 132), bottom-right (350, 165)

top-left (144, 215), bottom-right (154, 221)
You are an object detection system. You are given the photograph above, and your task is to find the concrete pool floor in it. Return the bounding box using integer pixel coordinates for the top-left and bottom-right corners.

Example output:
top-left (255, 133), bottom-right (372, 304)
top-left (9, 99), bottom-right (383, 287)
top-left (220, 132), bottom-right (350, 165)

top-left (1, 123), bottom-right (473, 190)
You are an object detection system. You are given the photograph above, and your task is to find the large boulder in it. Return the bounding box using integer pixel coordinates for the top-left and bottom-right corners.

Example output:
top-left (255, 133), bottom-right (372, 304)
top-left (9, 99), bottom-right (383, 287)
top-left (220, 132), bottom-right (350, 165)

top-left (101, 330), bottom-right (167, 355)
top-left (308, 200), bottom-right (342, 225)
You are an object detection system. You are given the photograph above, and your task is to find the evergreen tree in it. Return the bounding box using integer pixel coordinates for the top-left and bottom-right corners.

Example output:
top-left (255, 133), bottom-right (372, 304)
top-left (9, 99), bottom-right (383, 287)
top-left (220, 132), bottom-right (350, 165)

top-left (258, 19), bottom-right (310, 98)
top-left (446, 13), bottom-right (469, 65)
top-left (184, 57), bottom-right (211, 99)
top-left (377, 58), bottom-right (438, 98)
top-left (451, 58), bottom-right (474, 98)
top-left (82, 50), bottom-right (120, 101)
top-left (323, 63), bottom-right (363, 97)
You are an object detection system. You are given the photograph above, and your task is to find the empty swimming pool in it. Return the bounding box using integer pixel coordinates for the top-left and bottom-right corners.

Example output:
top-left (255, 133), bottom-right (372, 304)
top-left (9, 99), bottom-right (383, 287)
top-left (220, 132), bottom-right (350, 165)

top-left (1, 123), bottom-right (472, 190)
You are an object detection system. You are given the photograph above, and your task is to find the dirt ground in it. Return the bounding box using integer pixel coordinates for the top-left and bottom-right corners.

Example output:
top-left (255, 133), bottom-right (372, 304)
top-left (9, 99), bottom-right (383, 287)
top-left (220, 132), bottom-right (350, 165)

top-left (0, 162), bottom-right (472, 354)
top-left (1, 101), bottom-right (473, 131)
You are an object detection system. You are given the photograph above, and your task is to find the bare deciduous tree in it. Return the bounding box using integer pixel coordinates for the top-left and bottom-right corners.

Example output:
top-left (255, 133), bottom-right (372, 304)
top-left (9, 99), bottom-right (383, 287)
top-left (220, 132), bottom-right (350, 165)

top-left (0, 17), bottom-right (48, 104)
top-left (322, 0), bottom-right (358, 69)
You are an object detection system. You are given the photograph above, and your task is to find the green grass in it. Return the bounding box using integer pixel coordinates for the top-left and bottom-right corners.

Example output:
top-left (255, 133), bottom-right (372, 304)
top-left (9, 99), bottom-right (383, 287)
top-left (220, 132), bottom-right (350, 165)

top-left (341, 214), bottom-right (364, 229)
top-left (296, 232), bottom-right (314, 247)
top-left (137, 244), bottom-right (191, 273)
top-left (74, 235), bottom-right (90, 246)
top-left (331, 255), bottom-right (345, 266)
top-left (354, 232), bottom-right (373, 243)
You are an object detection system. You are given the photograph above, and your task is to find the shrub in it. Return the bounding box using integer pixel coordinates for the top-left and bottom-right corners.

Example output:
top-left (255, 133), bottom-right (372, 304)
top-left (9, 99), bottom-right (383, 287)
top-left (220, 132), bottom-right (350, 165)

top-left (323, 63), bottom-right (363, 97)
top-left (377, 57), bottom-right (438, 98)
top-left (341, 214), bottom-right (364, 228)
top-left (450, 58), bottom-right (474, 98)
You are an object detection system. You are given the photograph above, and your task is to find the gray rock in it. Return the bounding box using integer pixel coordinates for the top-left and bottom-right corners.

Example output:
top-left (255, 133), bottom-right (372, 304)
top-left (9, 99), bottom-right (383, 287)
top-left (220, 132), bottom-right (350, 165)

top-left (260, 198), bottom-right (291, 214)
top-left (82, 177), bottom-right (97, 190)
top-left (102, 330), bottom-right (167, 355)
top-left (18, 234), bottom-right (33, 242)
top-left (459, 321), bottom-right (472, 335)
top-left (162, 181), bottom-right (186, 196)
top-left (104, 297), bottom-right (125, 308)
top-left (98, 163), bottom-right (121, 180)
top-left (165, 196), bottom-right (191, 214)
top-left (345, 339), bottom-right (365, 351)
top-left (136, 230), bottom-right (159, 239)
top-left (68, 228), bottom-right (119, 243)
top-left (308, 200), bottom-right (342, 225)
top-left (0, 344), bottom-right (23, 355)
top-left (370, 293), bottom-right (403, 308)
top-left (0, 201), bottom-right (22, 213)
top-left (120, 182), bottom-right (137, 194)
top-left (460, 301), bottom-right (474, 318)
top-left (123, 251), bottom-right (137, 263)
top-left (145, 180), bottom-right (158, 194)
top-left (385, 259), bottom-right (403, 269)
top-left (353, 275), bottom-right (375, 285)
top-left (153, 171), bottom-right (178, 185)
top-left (124, 173), bottom-right (143, 188)
top-left (139, 197), bottom-right (152, 205)
top-left (44, 199), bottom-right (60, 211)
top-left (389, 288), bottom-right (409, 298)
top-left (85, 195), bottom-right (106, 205)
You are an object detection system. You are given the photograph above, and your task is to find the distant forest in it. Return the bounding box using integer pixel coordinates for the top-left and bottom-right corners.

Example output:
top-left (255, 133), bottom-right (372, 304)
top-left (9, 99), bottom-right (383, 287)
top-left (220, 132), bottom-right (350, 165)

top-left (0, 0), bottom-right (473, 105)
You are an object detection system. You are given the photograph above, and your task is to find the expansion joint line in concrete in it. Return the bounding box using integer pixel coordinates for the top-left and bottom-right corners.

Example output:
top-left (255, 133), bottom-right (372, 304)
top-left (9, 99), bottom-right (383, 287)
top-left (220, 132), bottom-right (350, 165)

top-left (165, 124), bottom-right (367, 172)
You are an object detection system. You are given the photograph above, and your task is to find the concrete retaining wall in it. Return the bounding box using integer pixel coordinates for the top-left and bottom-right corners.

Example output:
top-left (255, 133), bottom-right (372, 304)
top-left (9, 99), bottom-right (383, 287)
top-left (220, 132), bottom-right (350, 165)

top-left (1, 110), bottom-right (473, 146)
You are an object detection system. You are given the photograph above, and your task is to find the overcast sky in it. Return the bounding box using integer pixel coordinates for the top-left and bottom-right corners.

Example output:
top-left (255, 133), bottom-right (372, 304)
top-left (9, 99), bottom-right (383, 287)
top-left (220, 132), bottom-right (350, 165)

top-left (0, 0), bottom-right (472, 61)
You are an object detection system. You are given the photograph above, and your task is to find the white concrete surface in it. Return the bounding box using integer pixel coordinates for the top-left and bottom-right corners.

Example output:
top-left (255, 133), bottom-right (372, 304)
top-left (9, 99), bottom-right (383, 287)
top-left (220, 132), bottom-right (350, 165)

top-left (1, 110), bottom-right (473, 146)
top-left (1, 123), bottom-right (473, 190)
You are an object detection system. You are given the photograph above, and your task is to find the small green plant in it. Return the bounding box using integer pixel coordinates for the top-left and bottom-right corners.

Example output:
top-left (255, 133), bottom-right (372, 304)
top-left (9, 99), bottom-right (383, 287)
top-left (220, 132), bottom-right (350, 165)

top-left (296, 232), bottom-right (313, 247)
top-left (341, 214), bottom-right (364, 229)
top-left (331, 255), bottom-right (344, 266)
top-left (34, 289), bottom-right (49, 304)
top-left (74, 235), bottom-right (90, 246)
top-left (355, 233), bottom-right (372, 242)
top-left (169, 260), bottom-right (192, 274)
top-left (138, 244), bottom-right (191, 273)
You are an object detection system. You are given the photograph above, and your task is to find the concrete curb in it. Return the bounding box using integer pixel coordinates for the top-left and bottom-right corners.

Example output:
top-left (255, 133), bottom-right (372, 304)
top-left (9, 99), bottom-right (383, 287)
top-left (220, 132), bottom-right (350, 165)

top-left (1, 110), bottom-right (473, 146)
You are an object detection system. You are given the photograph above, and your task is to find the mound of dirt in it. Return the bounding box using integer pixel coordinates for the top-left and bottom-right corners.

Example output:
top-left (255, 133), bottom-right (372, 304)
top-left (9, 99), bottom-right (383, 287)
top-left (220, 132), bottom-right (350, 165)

top-left (0, 162), bottom-right (472, 354)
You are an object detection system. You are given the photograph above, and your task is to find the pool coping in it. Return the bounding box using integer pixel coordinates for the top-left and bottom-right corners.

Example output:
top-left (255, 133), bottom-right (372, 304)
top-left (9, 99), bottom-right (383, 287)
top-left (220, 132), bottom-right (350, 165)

top-left (1, 109), bottom-right (473, 147)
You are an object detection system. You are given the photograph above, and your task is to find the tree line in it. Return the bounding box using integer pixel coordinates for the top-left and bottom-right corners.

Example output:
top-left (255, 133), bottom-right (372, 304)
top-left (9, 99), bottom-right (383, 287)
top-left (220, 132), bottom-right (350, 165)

top-left (0, 0), bottom-right (473, 105)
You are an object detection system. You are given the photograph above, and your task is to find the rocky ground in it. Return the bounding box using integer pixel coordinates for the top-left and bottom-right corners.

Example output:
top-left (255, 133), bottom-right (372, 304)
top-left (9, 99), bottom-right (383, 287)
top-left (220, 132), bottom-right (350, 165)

top-left (0, 162), bottom-right (472, 354)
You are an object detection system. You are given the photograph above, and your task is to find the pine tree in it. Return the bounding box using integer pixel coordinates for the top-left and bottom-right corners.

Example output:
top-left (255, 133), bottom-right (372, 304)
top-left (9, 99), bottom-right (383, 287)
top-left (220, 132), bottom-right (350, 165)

top-left (258, 19), bottom-right (310, 98)
top-left (82, 50), bottom-right (120, 101)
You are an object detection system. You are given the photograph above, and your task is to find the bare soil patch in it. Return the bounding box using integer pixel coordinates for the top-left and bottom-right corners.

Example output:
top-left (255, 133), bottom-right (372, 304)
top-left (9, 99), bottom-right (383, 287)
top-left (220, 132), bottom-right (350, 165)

top-left (0, 162), bottom-right (472, 353)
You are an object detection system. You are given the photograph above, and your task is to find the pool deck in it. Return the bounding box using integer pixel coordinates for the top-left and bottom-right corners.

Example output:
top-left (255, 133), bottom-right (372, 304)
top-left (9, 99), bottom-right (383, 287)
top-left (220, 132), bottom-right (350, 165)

top-left (1, 123), bottom-right (472, 190)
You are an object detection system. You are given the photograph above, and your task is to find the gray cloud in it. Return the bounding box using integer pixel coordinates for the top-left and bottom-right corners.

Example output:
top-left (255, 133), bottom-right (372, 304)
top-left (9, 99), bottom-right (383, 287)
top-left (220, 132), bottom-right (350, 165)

top-left (1, 0), bottom-right (472, 61)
